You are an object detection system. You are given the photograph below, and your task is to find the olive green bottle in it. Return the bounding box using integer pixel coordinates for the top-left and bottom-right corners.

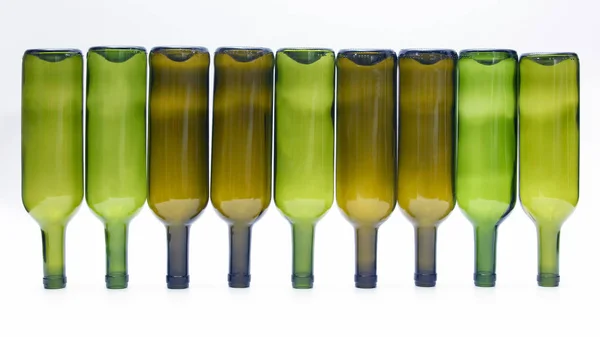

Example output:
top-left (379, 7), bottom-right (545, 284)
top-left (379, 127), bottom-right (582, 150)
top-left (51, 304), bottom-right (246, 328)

top-left (22, 49), bottom-right (84, 289)
top-left (274, 48), bottom-right (335, 289)
top-left (211, 47), bottom-right (274, 288)
top-left (148, 47), bottom-right (210, 289)
top-left (86, 46), bottom-right (147, 289)
top-left (519, 53), bottom-right (579, 287)
top-left (336, 49), bottom-right (397, 289)
top-left (398, 49), bottom-right (457, 287)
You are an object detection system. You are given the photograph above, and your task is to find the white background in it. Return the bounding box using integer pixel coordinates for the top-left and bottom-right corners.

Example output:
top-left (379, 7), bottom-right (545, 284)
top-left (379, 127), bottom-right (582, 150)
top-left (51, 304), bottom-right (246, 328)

top-left (0, 0), bottom-right (597, 336)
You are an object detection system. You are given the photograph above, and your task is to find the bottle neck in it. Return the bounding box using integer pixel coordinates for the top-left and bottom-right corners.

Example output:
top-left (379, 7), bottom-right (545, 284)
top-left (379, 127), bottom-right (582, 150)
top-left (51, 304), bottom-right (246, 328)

top-left (291, 222), bottom-right (316, 289)
top-left (166, 225), bottom-right (190, 289)
top-left (104, 221), bottom-right (129, 289)
top-left (41, 224), bottom-right (67, 289)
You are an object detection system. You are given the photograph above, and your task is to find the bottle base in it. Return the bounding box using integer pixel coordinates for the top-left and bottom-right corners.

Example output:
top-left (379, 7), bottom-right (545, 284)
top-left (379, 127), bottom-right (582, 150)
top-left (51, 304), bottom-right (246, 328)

top-left (537, 273), bottom-right (560, 287)
top-left (474, 272), bottom-right (496, 287)
top-left (292, 274), bottom-right (314, 289)
top-left (228, 273), bottom-right (250, 288)
top-left (415, 273), bottom-right (436, 287)
top-left (106, 273), bottom-right (129, 289)
top-left (355, 274), bottom-right (377, 289)
top-left (167, 275), bottom-right (190, 289)
top-left (43, 275), bottom-right (66, 289)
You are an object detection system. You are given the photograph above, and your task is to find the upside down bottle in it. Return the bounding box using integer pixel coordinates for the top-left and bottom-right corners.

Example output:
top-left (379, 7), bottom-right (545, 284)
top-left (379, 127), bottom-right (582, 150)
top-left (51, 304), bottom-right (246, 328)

top-left (336, 49), bottom-right (397, 289)
top-left (519, 52), bottom-right (579, 287)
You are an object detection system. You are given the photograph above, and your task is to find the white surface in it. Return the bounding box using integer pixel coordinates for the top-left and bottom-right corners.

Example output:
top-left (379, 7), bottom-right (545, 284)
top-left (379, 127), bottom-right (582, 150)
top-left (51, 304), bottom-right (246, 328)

top-left (0, 0), bottom-right (597, 335)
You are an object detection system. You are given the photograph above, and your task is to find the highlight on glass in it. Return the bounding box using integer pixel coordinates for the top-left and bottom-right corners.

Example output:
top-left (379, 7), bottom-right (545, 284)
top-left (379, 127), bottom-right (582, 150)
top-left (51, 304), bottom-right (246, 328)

top-left (211, 47), bottom-right (274, 288)
top-left (148, 47), bottom-right (210, 289)
top-left (86, 46), bottom-right (148, 289)
top-left (456, 49), bottom-right (518, 287)
top-left (397, 49), bottom-right (457, 287)
top-left (519, 52), bottom-right (579, 287)
top-left (274, 48), bottom-right (335, 289)
top-left (336, 49), bottom-right (397, 289)
top-left (21, 49), bottom-right (84, 289)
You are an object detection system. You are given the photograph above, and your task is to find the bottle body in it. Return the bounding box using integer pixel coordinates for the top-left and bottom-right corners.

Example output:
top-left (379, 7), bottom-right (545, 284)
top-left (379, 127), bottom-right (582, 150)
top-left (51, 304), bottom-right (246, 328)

top-left (274, 48), bottom-right (335, 288)
top-left (519, 53), bottom-right (579, 287)
top-left (21, 49), bottom-right (84, 289)
top-left (336, 50), bottom-right (397, 289)
top-left (211, 47), bottom-right (274, 288)
top-left (148, 47), bottom-right (210, 289)
top-left (86, 46), bottom-right (148, 289)
top-left (397, 49), bottom-right (457, 287)
top-left (456, 50), bottom-right (518, 287)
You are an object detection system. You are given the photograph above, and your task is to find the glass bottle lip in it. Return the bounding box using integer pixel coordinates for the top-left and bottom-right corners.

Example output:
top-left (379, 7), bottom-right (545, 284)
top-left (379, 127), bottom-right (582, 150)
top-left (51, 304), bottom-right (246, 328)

top-left (151, 46), bottom-right (208, 54)
top-left (216, 46), bottom-right (272, 54)
top-left (276, 47), bottom-right (334, 54)
top-left (88, 46), bottom-right (147, 53)
top-left (398, 49), bottom-right (458, 59)
top-left (24, 48), bottom-right (82, 57)
top-left (459, 49), bottom-right (517, 57)
top-left (338, 49), bottom-right (396, 57)
top-left (520, 52), bottom-right (578, 61)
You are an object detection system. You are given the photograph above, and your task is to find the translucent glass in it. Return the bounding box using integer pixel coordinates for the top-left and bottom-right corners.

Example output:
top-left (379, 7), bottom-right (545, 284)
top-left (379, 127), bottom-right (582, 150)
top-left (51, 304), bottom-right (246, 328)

top-left (457, 49), bottom-right (518, 287)
top-left (211, 47), bottom-right (274, 288)
top-left (519, 52), bottom-right (579, 287)
top-left (398, 49), bottom-right (457, 287)
top-left (86, 46), bottom-right (147, 289)
top-left (336, 49), bottom-right (397, 289)
top-left (148, 47), bottom-right (210, 289)
top-left (274, 48), bottom-right (335, 289)
top-left (21, 49), bottom-right (84, 289)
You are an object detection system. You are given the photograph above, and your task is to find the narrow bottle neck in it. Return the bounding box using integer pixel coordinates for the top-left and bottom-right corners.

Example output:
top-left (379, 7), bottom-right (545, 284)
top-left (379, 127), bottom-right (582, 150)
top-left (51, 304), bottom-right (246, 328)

top-left (537, 224), bottom-right (561, 287)
top-left (228, 223), bottom-right (252, 288)
top-left (355, 226), bottom-right (378, 289)
top-left (41, 224), bottom-right (67, 289)
top-left (291, 222), bottom-right (315, 289)
top-left (105, 221), bottom-right (129, 289)
top-left (414, 226), bottom-right (437, 287)
top-left (474, 224), bottom-right (498, 287)
top-left (166, 225), bottom-right (190, 289)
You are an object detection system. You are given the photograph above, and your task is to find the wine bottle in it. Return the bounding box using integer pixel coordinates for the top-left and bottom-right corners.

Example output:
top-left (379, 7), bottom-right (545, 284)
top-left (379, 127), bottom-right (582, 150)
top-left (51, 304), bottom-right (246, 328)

top-left (456, 49), bottom-right (518, 287)
top-left (211, 47), bottom-right (274, 288)
top-left (22, 49), bottom-right (84, 289)
top-left (274, 48), bottom-right (335, 289)
top-left (148, 47), bottom-right (210, 289)
top-left (336, 49), bottom-right (397, 289)
top-left (519, 52), bottom-right (579, 287)
top-left (86, 46), bottom-right (148, 289)
top-left (397, 49), bottom-right (457, 287)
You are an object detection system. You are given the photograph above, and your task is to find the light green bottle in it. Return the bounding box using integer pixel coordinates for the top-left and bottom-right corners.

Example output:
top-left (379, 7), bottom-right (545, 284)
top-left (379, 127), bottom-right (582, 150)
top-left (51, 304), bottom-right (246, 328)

top-left (274, 48), bottom-right (335, 289)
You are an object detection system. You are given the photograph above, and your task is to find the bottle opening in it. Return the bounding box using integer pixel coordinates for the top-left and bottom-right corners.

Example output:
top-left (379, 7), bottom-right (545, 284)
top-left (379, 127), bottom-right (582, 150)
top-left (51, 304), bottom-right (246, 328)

top-left (280, 49), bottom-right (332, 65)
top-left (90, 47), bottom-right (146, 63)
top-left (218, 47), bottom-right (271, 63)
top-left (339, 50), bottom-right (395, 66)
top-left (25, 49), bottom-right (81, 62)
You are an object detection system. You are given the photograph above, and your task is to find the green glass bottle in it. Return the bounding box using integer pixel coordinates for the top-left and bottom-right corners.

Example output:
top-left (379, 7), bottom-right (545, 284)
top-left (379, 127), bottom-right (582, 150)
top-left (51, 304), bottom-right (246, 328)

top-left (456, 49), bottom-right (518, 287)
top-left (22, 49), bottom-right (84, 289)
top-left (519, 52), bottom-right (579, 287)
top-left (274, 48), bottom-right (335, 289)
top-left (86, 46), bottom-right (147, 289)
top-left (148, 47), bottom-right (210, 289)
top-left (336, 50), bottom-right (397, 289)
top-left (211, 47), bottom-right (274, 288)
top-left (398, 49), bottom-right (457, 287)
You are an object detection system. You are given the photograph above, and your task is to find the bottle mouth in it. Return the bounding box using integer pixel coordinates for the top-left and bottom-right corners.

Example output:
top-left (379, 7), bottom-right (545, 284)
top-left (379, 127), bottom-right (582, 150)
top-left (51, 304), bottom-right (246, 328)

top-left (24, 48), bottom-right (82, 62)
top-left (277, 48), bottom-right (334, 65)
top-left (216, 47), bottom-right (272, 62)
top-left (399, 49), bottom-right (457, 65)
top-left (459, 49), bottom-right (517, 65)
top-left (151, 46), bottom-right (208, 62)
top-left (521, 52), bottom-right (578, 66)
top-left (88, 46), bottom-right (146, 63)
top-left (337, 49), bottom-right (396, 66)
